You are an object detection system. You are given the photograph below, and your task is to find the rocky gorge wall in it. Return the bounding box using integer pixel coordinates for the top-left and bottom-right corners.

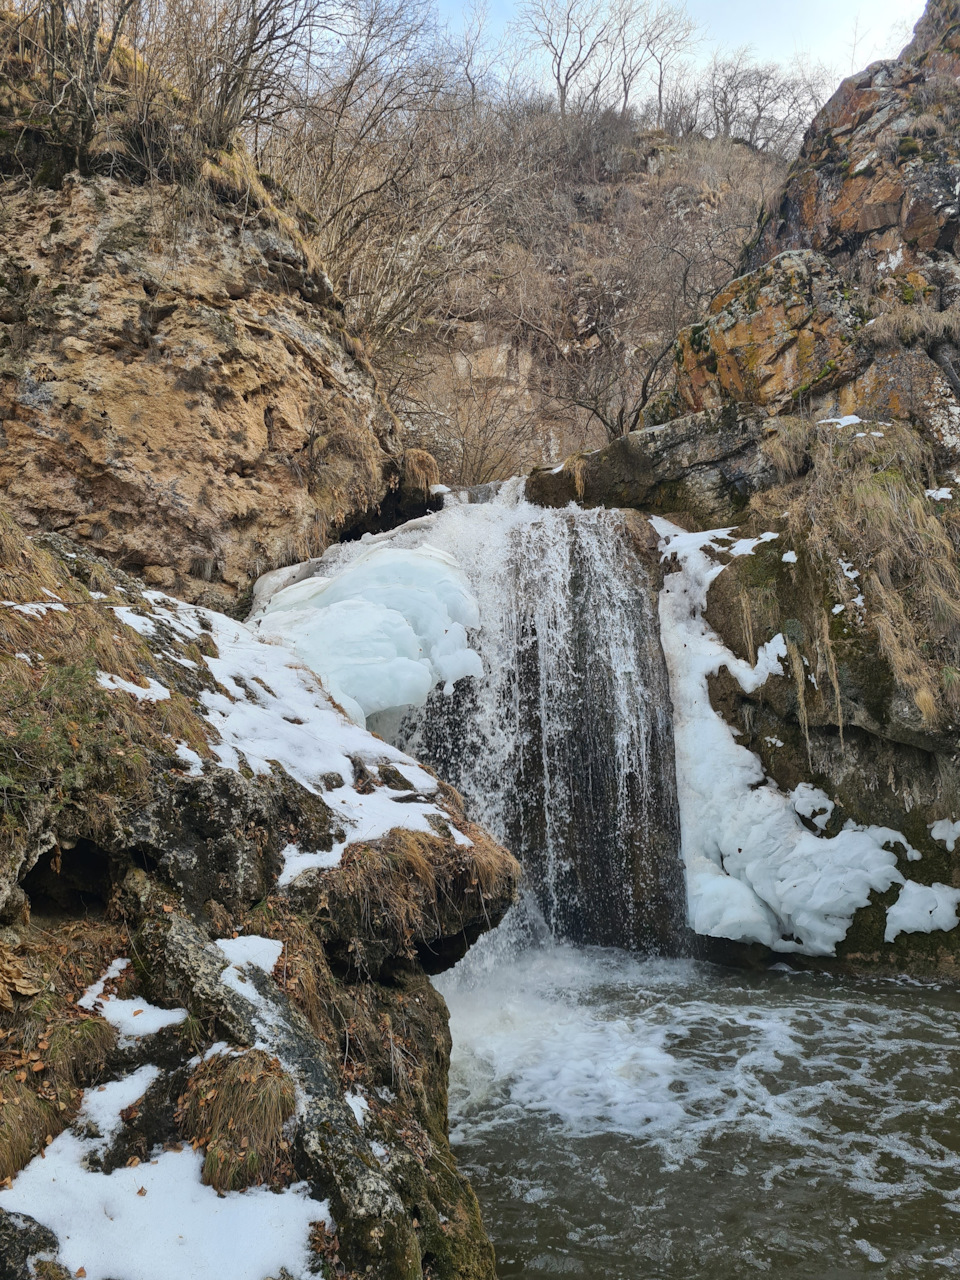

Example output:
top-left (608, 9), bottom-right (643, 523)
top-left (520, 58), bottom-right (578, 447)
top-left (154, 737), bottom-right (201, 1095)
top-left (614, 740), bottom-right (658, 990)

top-left (0, 508), bottom-right (518, 1278)
top-left (0, 51), bottom-right (520, 1273)
top-left (527, 0), bottom-right (960, 978)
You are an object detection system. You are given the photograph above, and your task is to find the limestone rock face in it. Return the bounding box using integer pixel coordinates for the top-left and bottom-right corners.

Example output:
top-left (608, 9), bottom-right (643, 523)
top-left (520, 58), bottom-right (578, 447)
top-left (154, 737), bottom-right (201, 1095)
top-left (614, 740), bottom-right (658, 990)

top-left (673, 252), bottom-right (863, 415)
top-left (0, 174), bottom-right (403, 610)
top-left (657, 2), bottom-right (960, 448)
top-left (671, 249), bottom-right (959, 435)
top-left (0, 510), bottom-right (517, 1278)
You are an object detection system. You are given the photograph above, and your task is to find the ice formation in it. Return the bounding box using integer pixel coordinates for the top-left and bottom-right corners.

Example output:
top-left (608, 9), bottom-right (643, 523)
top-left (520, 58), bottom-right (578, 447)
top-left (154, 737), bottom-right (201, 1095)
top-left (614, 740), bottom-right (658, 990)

top-left (102, 589), bottom-right (469, 880)
top-left (652, 519), bottom-right (912, 955)
top-left (323, 483), bottom-right (680, 950)
top-left (249, 543), bottom-right (483, 725)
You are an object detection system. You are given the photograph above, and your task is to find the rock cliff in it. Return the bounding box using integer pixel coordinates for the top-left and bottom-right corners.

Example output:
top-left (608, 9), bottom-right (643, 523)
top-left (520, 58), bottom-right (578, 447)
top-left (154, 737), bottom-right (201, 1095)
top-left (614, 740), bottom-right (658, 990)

top-left (0, 169), bottom-right (435, 613)
top-left (528, 0), bottom-right (960, 977)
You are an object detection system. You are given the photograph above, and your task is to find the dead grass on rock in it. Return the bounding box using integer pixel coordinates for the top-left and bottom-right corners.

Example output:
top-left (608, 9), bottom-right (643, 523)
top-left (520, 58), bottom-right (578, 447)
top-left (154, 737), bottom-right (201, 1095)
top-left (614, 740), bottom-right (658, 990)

top-left (0, 917), bottom-right (125, 1181)
top-left (175, 1048), bottom-right (296, 1191)
top-left (861, 304), bottom-right (960, 352)
top-left (317, 823), bottom-right (520, 977)
top-left (756, 416), bottom-right (960, 723)
top-left (0, 504), bottom-right (214, 852)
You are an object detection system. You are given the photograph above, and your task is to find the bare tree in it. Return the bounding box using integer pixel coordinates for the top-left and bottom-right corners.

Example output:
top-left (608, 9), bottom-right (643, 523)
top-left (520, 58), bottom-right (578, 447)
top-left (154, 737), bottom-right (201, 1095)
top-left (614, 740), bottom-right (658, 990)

top-left (517, 0), bottom-right (614, 119)
top-left (142, 0), bottom-right (324, 150)
top-left (700, 48), bottom-right (831, 157)
top-left (477, 128), bottom-right (788, 444)
top-left (401, 347), bottom-right (546, 486)
top-left (643, 1), bottom-right (697, 127)
top-left (261, 0), bottom-right (512, 360)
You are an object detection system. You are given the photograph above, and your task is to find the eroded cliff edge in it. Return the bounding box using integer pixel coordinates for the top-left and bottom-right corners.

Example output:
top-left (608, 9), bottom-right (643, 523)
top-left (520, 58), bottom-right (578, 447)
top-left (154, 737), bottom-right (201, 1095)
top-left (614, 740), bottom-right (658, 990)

top-left (0, 167), bottom-right (437, 614)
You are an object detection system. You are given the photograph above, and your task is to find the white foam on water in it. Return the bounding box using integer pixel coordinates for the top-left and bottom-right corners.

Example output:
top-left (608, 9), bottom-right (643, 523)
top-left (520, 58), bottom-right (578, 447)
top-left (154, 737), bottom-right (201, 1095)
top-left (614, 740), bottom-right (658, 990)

top-left (440, 930), bottom-right (960, 1185)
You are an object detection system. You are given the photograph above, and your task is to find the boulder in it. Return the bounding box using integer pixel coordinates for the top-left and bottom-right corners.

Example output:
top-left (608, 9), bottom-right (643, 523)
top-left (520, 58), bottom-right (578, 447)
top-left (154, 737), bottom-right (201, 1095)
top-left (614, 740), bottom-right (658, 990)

top-left (526, 407), bottom-right (780, 524)
top-left (673, 251), bottom-right (864, 415)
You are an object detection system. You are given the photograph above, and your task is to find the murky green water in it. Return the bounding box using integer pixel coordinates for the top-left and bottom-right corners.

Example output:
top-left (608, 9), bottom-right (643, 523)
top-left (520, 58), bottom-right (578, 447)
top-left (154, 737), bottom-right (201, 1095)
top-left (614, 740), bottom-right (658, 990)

top-left (437, 927), bottom-right (960, 1278)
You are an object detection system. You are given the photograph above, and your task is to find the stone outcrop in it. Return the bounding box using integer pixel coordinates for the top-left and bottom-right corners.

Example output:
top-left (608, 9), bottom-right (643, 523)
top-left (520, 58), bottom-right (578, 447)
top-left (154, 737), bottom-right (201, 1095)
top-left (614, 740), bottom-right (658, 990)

top-left (532, 3), bottom-right (960, 517)
top-left (0, 173), bottom-right (420, 612)
top-left (527, 407), bottom-right (779, 523)
top-left (668, 247), bottom-right (959, 437)
top-left (748, 0), bottom-right (960, 291)
top-left (699, 491), bottom-right (960, 977)
top-left (614, 3), bottom-right (960, 457)
top-left (673, 252), bottom-right (863, 415)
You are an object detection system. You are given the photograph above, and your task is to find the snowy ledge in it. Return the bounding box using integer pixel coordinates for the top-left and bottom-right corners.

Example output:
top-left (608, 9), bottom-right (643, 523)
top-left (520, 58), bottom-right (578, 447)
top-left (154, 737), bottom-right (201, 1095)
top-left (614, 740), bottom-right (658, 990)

top-left (652, 519), bottom-right (954, 956)
top-left (123, 588), bottom-right (474, 883)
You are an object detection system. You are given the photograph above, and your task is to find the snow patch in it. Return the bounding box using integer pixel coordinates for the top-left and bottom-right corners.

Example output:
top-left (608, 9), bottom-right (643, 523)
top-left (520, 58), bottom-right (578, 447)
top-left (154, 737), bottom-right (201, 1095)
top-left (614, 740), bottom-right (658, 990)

top-left (2, 599), bottom-right (68, 618)
top-left (107, 593), bottom-right (472, 892)
top-left (213, 935), bottom-right (284, 975)
top-left (930, 818), bottom-right (960, 853)
top-left (110, 606), bottom-right (157, 636)
top-left (174, 742), bottom-right (204, 775)
top-left (277, 841), bottom-right (343, 886)
top-left (885, 881), bottom-right (960, 943)
top-left (344, 1091), bottom-right (369, 1127)
top-left (78, 959), bottom-right (187, 1040)
top-left (791, 784), bottom-right (835, 831)
top-left (97, 671), bottom-right (171, 702)
top-left (0, 1066), bottom-right (327, 1280)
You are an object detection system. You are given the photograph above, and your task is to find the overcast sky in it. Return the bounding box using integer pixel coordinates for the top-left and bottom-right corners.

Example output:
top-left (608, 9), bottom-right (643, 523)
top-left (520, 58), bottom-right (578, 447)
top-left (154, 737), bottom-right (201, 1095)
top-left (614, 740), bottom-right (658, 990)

top-left (438, 0), bottom-right (927, 82)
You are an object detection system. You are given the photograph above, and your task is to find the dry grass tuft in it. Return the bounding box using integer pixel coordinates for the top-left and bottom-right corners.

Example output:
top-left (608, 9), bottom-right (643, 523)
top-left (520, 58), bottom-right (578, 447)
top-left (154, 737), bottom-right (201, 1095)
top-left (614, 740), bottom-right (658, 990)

top-left (563, 454), bottom-right (588, 500)
top-left (318, 820), bottom-right (520, 978)
top-left (785, 638), bottom-right (811, 759)
top-left (176, 1049), bottom-right (296, 1191)
top-left (757, 417), bottom-right (960, 723)
top-left (400, 448), bottom-right (440, 496)
top-left (0, 917), bottom-right (124, 1180)
top-left (761, 414), bottom-right (814, 480)
top-left (860, 304), bottom-right (960, 352)
top-left (0, 1080), bottom-right (54, 1182)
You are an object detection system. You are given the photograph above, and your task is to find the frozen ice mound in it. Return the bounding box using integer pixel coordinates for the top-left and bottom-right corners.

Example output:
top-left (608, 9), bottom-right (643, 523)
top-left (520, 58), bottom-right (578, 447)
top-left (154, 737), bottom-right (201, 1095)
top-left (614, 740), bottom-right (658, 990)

top-left (252, 544), bottom-right (483, 725)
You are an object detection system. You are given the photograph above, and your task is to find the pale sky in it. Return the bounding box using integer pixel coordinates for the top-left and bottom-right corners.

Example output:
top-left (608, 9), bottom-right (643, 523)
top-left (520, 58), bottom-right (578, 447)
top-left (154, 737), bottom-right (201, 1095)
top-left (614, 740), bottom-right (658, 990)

top-left (439, 0), bottom-right (927, 83)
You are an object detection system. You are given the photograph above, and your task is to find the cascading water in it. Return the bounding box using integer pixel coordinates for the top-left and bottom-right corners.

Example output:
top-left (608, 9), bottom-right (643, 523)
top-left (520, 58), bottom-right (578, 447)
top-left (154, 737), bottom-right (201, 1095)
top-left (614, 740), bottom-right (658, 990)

top-left (266, 482), bottom-right (960, 1278)
top-left (334, 481), bottom-right (684, 952)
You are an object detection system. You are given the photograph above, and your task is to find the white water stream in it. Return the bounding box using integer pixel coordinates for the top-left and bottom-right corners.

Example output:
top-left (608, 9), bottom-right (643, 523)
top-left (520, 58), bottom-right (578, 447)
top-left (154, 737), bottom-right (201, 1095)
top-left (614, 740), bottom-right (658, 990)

top-left (437, 921), bottom-right (960, 1277)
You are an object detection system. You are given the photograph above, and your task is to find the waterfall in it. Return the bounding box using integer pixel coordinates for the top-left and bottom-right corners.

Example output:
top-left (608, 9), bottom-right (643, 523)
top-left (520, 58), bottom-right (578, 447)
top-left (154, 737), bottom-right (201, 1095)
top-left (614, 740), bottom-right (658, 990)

top-left (321, 483), bottom-right (684, 952)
